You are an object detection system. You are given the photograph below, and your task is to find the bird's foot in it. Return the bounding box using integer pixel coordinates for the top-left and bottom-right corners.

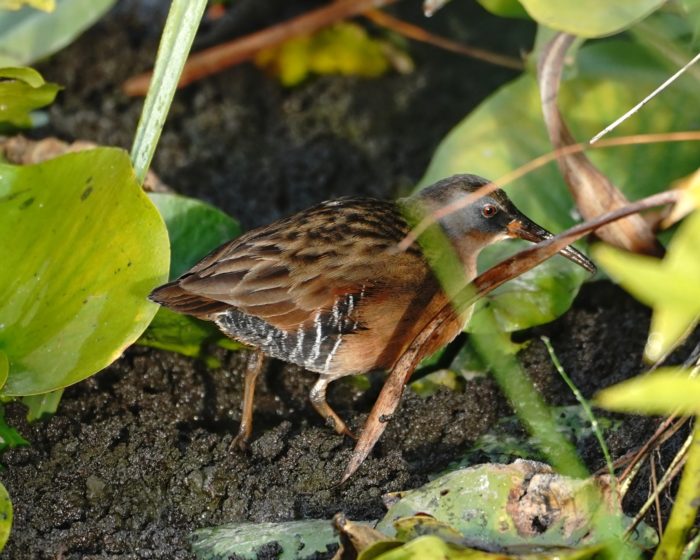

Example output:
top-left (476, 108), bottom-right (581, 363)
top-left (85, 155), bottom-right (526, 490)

top-left (229, 429), bottom-right (251, 452)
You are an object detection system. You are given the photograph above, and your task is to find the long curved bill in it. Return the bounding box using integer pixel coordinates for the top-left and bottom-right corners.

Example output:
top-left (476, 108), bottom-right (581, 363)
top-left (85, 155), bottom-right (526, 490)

top-left (506, 213), bottom-right (596, 274)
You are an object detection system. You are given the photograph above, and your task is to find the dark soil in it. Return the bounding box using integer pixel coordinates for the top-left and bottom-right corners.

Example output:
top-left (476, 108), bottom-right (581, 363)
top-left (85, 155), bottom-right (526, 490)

top-left (1, 2), bottom-right (691, 559)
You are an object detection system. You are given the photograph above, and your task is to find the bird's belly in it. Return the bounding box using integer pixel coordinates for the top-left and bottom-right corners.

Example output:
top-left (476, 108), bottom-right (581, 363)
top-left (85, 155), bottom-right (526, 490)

top-left (215, 309), bottom-right (350, 374)
top-left (326, 287), bottom-right (467, 379)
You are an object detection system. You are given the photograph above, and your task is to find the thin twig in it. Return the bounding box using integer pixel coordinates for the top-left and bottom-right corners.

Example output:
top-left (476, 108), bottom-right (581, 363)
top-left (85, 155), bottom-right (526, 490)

top-left (398, 130), bottom-right (700, 252)
top-left (625, 431), bottom-right (692, 539)
top-left (650, 451), bottom-right (663, 538)
top-left (590, 52), bottom-right (700, 144)
top-left (619, 346), bottom-right (700, 484)
top-left (363, 9), bottom-right (524, 71)
top-left (123, 0), bottom-right (398, 96)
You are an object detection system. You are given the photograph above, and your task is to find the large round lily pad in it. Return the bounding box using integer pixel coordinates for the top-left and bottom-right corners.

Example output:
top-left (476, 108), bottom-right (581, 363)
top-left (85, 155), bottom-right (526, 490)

top-left (0, 147), bottom-right (169, 396)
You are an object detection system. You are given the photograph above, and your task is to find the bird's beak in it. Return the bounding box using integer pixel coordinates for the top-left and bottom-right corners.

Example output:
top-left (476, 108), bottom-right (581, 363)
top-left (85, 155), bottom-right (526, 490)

top-left (506, 213), bottom-right (596, 274)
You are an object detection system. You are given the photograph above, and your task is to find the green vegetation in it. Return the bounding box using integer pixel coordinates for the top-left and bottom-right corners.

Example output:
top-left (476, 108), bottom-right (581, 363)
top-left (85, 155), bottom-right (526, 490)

top-left (0, 0), bottom-right (698, 557)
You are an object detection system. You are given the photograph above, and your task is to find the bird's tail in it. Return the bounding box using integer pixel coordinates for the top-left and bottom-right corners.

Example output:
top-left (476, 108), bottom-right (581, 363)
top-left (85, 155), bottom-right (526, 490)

top-left (149, 280), bottom-right (229, 319)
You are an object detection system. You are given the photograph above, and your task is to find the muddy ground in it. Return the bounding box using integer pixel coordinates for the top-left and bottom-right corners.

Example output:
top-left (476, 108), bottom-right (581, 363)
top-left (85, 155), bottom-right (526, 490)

top-left (1, 2), bottom-right (690, 559)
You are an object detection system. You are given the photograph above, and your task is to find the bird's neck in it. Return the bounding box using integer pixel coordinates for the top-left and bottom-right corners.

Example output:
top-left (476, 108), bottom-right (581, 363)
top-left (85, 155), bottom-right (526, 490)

top-left (397, 195), bottom-right (481, 296)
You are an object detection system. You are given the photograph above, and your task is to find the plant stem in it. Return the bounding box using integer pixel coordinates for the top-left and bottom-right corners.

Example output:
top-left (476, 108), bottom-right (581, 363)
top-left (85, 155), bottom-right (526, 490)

top-left (130, 0), bottom-right (207, 184)
top-left (541, 336), bottom-right (616, 483)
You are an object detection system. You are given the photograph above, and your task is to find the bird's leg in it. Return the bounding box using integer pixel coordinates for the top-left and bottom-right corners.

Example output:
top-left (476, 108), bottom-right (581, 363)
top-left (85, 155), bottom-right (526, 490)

top-left (230, 349), bottom-right (265, 451)
top-left (310, 376), bottom-right (356, 439)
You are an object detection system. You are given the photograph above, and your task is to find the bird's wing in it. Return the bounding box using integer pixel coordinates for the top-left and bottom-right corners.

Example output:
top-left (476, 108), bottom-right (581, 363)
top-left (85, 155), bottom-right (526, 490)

top-left (152, 198), bottom-right (425, 332)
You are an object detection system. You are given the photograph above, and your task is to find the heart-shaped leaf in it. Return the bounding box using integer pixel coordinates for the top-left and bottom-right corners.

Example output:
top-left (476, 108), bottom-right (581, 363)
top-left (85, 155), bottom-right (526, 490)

top-left (0, 147), bottom-right (169, 396)
top-left (139, 193), bottom-right (241, 360)
top-left (149, 192), bottom-right (240, 280)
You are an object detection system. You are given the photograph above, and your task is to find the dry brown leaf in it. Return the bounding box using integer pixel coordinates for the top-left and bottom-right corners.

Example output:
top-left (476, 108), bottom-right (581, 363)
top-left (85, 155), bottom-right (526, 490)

top-left (537, 33), bottom-right (662, 256)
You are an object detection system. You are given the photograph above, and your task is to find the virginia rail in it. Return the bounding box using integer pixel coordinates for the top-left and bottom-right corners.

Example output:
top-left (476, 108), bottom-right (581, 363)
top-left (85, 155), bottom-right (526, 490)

top-left (150, 174), bottom-right (594, 449)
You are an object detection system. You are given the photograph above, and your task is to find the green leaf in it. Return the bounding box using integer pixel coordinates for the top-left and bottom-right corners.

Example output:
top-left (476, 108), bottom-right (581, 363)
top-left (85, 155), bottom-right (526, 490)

top-left (21, 388), bottom-right (63, 422)
top-left (0, 0), bottom-right (115, 67)
top-left (149, 192), bottom-right (240, 280)
top-left (139, 193), bottom-right (241, 361)
top-left (376, 462), bottom-right (656, 552)
top-left (369, 527), bottom-right (604, 559)
top-left (678, 0), bottom-right (700, 46)
top-left (191, 519), bottom-right (338, 560)
top-left (519, 0), bottom-right (665, 38)
top-left (593, 211), bottom-right (700, 361)
top-left (0, 403), bottom-right (28, 453)
top-left (140, 308), bottom-right (215, 358)
top-left (0, 148), bottom-right (170, 396)
top-left (596, 367), bottom-right (700, 416)
top-left (410, 369), bottom-right (464, 397)
top-left (0, 66), bottom-right (60, 128)
top-left (138, 307), bottom-right (241, 366)
top-left (0, 480), bottom-right (11, 552)
top-left (477, 0), bottom-right (529, 19)
top-left (420, 39), bottom-right (700, 332)
top-left (364, 535), bottom-right (490, 559)
top-left (0, 351), bottom-right (8, 390)
top-left (474, 243), bottom-right (590, 332)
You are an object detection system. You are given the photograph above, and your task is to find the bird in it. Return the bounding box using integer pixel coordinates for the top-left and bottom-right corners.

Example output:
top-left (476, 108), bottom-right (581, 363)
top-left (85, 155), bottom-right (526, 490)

top-left (149, 174), bottom-right (595, 450)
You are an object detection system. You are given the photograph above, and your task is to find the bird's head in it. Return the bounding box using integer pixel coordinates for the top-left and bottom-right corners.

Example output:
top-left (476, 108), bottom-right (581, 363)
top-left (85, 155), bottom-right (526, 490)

top-left (412, 174), bottom-right (595, 273)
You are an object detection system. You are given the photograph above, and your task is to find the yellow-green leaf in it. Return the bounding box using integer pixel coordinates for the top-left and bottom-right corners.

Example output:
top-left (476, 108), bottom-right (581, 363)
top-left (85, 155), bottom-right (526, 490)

top-left (365, 535), bottom-right (493, 559)
top-left (0, 66), bottom-right (60, 128)
top-left (0, 481), bottom-right (11, 552)
top-left (255, 22), bottom-right (392, 87)
top-left (595, 367), bottom-right (700, 416)
top-left (0, 350), bottom-right (7, 390)
top-left (519, 0), bottom-right (665, 38)
top-left (593, 210), bottom-right (700, 361)
top-left (0, 0), bottom-right (53, 10)
top-left (0, 148), bottom-right (170, 396)
top-left (662, 168), bottom-right (700, 228)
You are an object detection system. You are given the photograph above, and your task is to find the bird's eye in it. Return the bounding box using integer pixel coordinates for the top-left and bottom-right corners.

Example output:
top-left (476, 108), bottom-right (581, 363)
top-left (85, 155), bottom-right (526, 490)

top-left (481, 204), bottom-right (498, 218)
